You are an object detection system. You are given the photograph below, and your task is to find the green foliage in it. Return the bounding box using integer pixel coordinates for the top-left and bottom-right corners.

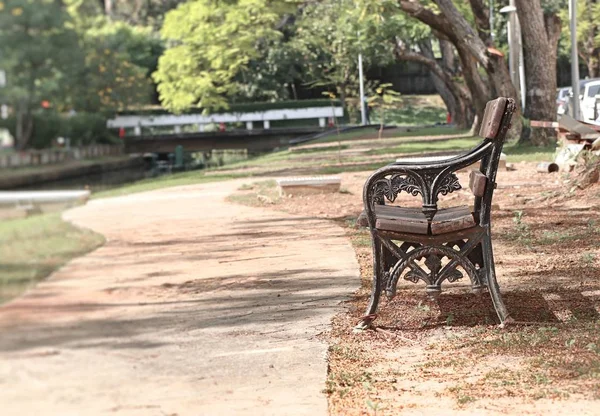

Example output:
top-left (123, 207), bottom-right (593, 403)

top-left (64, 3), bottom-right (157, 112)
top-left (558, 0), bottom-right (600, 70)
top-left (0, 0), bottom-right (80, 104)
top-left (367, 83), bottom-right (402, 136)
top-left (72, 39), bottom-right (152, 111)
top-left (153, 0), bottom-right (289, 113)
top-left (0, 111), bottom-right (114, 149)
top-left (292, 0), bottom-right (398, 104)
top-left (0, 0), bottom-right (81, 148)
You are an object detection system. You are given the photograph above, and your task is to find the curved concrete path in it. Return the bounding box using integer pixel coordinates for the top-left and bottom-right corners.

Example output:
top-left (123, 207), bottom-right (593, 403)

top-left (0, 181), bottom-right (359, 416)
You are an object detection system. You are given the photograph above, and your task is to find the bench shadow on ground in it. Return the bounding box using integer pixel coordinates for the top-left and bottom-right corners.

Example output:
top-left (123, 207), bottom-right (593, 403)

top-left (371, 256), bottom-right (600, 330)
top-left (372, 285), bottom-right (600, 331)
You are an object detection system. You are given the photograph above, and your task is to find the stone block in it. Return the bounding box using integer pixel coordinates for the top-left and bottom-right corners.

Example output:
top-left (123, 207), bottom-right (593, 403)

top-left (277, 176), bottom-right (341, 196)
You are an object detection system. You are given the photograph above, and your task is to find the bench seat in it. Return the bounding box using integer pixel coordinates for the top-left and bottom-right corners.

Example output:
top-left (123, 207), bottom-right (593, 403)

top-left (357, 205), bottom-right (476, 235)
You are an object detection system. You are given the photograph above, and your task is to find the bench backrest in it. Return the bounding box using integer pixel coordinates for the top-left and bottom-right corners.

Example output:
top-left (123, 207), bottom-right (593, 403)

top-left (474, 97), bottom-right (516, 225)
top-left (479, 97), bottom-right (509, 140)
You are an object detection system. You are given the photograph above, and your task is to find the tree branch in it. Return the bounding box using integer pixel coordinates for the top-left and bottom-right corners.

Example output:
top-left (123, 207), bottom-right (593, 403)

top-left (468, 0), bottom-right (492, 44)
top-left (394, 40), bottom-right (470, 102)
top-left (397, 1), bottom-right (454, 40)
top-left (432, 0), bottom-right (490, 68)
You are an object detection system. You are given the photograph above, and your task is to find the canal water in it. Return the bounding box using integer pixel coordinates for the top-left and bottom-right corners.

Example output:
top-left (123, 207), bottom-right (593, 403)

top-left (15, 149), bottom-right (250, 192)
top-left (18, 165), bottom-right (152, 192)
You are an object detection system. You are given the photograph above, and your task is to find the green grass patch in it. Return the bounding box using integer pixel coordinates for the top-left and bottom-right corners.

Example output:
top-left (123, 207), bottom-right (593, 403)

top-left (311, 126), bottom-right (467, 145)
top-left (93, 171), bottom-right (245, 199)
top-left (370, 105), bottom-right (446, 126)
top-left (365, 137), bottom-right (479, 156)
top-left (503, 142), bottom-right (557, 162)
top-left (292, 144), bottom-right (350, 154)
top-left (0, 213), bottom-right (105, 304)
top-left (226, 179), bottom-right (281, 207)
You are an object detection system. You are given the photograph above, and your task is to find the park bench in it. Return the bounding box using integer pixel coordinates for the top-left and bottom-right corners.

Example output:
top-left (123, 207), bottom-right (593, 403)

top-left (356, 97), bottom-right (516, 330)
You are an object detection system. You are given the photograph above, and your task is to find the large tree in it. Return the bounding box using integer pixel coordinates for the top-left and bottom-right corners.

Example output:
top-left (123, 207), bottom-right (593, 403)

top-left (0, 0), bottom-right (81, 149)
top-left (515, 0), bottom-right (561, 145)
top-left (396, 0), bottom-right (522, 139)
top-left (291, 0), bottom-right (398, 115)
top-left (153, 0), bottom-right (290, 112)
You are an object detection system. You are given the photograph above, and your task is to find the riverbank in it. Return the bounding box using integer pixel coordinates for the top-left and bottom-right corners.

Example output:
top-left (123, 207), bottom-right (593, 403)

top-left (0, 156), bottom-right (145, 190)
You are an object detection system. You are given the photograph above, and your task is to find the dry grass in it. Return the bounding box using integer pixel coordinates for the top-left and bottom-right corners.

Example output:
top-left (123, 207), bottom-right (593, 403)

top-left (228, 166), bottom-right (600, 414)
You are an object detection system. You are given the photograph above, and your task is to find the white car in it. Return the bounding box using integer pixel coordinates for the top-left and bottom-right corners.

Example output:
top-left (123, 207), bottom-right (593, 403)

top-left (580, 80), bottom-right (600, 121)
top-left (556, 87), bottom-right (571, 115)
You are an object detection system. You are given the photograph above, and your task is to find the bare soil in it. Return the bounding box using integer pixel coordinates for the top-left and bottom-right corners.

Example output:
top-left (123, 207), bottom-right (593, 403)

top-left (230, 162), bottom-right (600, 415)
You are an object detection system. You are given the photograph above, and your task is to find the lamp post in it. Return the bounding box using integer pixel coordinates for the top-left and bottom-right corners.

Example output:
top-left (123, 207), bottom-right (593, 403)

top-left (0, 69), bottom-right (7, 120)
top-left (489, 0), bottom-right (495, 42)
top-left (500, 2), bottom-right (526, 110)
top-left (358, 53), bottom-right (367, 126)
top-left (569, 0), bottom-right (580, 120)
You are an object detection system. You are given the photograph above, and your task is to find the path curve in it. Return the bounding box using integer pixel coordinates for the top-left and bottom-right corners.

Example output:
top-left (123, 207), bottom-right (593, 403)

top-left (0, 180), bottom-right (360, 416)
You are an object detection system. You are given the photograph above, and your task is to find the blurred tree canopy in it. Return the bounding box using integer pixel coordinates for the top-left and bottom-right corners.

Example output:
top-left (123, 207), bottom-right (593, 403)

top-left (153, 0), bottom-right (293, 112)
top-left (0, 0), bottom-right (586, 148)
top-left (0, 0), bottom-right (80, 149)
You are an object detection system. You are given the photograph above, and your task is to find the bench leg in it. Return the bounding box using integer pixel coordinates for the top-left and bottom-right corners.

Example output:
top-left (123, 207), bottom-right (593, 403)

top-left (482, 235), bottom-right (512, 326)
top-left (355, 238), bottom-right (384, 331)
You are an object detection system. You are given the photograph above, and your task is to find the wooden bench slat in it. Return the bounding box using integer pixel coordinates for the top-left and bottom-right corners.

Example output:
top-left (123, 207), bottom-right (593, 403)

top-left (479, 97), bottom-right (507, 139)
top-left (357, 205), bottom-right (475, 235)
top-left (469, 170), bottom-right (488, 197)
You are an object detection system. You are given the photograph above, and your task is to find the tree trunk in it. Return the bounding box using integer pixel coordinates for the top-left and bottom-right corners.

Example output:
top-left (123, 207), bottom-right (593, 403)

top-left (15, 101), bottom-right (33, 150)
top-left (515, 0), bottom-right (557, 146)
top-left (399, 0), bottom-right (522, 139)
top-left (394, 37), bottom-right (473, 129)
top-left (468, 0), bottom-right (492, 45)
top-left (418, 39), bottom-right (471, 129)
top-left (104, 0), bottom-right (113, 17)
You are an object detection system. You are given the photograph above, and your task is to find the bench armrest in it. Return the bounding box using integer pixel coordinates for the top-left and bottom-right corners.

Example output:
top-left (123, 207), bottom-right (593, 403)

top-left (362, 141), bottom-right (494, 226)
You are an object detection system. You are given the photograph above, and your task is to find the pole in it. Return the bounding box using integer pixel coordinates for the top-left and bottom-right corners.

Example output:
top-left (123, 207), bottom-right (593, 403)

top-left (506, 10), bottom-right (517, 87)
top-left (489, 0), bottom-right (495, 42)
top-left (501, 2), bottom-right (524, 109)
top-left (515, 8), bottom-right (526, 110)
top-left (570, 0), bottom-right (580, 120)
top-left (0, 70), bottom-right (6, 120)
top-left (358, 53), bottom-right (367, 126)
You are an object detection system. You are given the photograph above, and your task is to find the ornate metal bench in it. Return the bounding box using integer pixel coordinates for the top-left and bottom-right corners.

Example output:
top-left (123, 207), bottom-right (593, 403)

top-left (356, 97), bottom-right (516, 330)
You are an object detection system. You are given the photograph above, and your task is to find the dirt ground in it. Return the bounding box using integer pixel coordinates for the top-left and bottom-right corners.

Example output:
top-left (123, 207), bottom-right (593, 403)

top-left (231, 162), bottom-right (600, 415)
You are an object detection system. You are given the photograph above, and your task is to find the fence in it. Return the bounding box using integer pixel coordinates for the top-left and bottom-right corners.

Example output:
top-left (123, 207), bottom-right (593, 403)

top-left (0, 144), bottom-right (123, 169)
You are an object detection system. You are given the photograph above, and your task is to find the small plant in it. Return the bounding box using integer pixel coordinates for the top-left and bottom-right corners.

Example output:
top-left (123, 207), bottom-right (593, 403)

top-left (322, 91), bottom-right (343, 164)
top-left (581, 252), bottom-right (597, 266)
top-left (366, 399), bottom-right (382, 414)
top-left (511, 210), bottom-right (532, 245)
top-left (457, 394), bottom-right (476, 405)
top-left (237, 183), bottom-right (254, 191)
top-left (416, 300), bottom-right (431, 312)
top-left (586, 343), bottom-right (600, 354)
top-left (367, 83), bottom-right (402, 139)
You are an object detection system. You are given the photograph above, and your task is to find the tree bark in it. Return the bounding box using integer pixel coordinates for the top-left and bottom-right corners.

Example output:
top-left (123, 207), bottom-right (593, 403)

top-left (515, 0), bottom-right (557, 145)
top-left (15, 101), bottom-right (33, 150)
top-left (468, 0), bottom-right (492, 45)
top-left (417, 39), bottom-right (472, 129)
